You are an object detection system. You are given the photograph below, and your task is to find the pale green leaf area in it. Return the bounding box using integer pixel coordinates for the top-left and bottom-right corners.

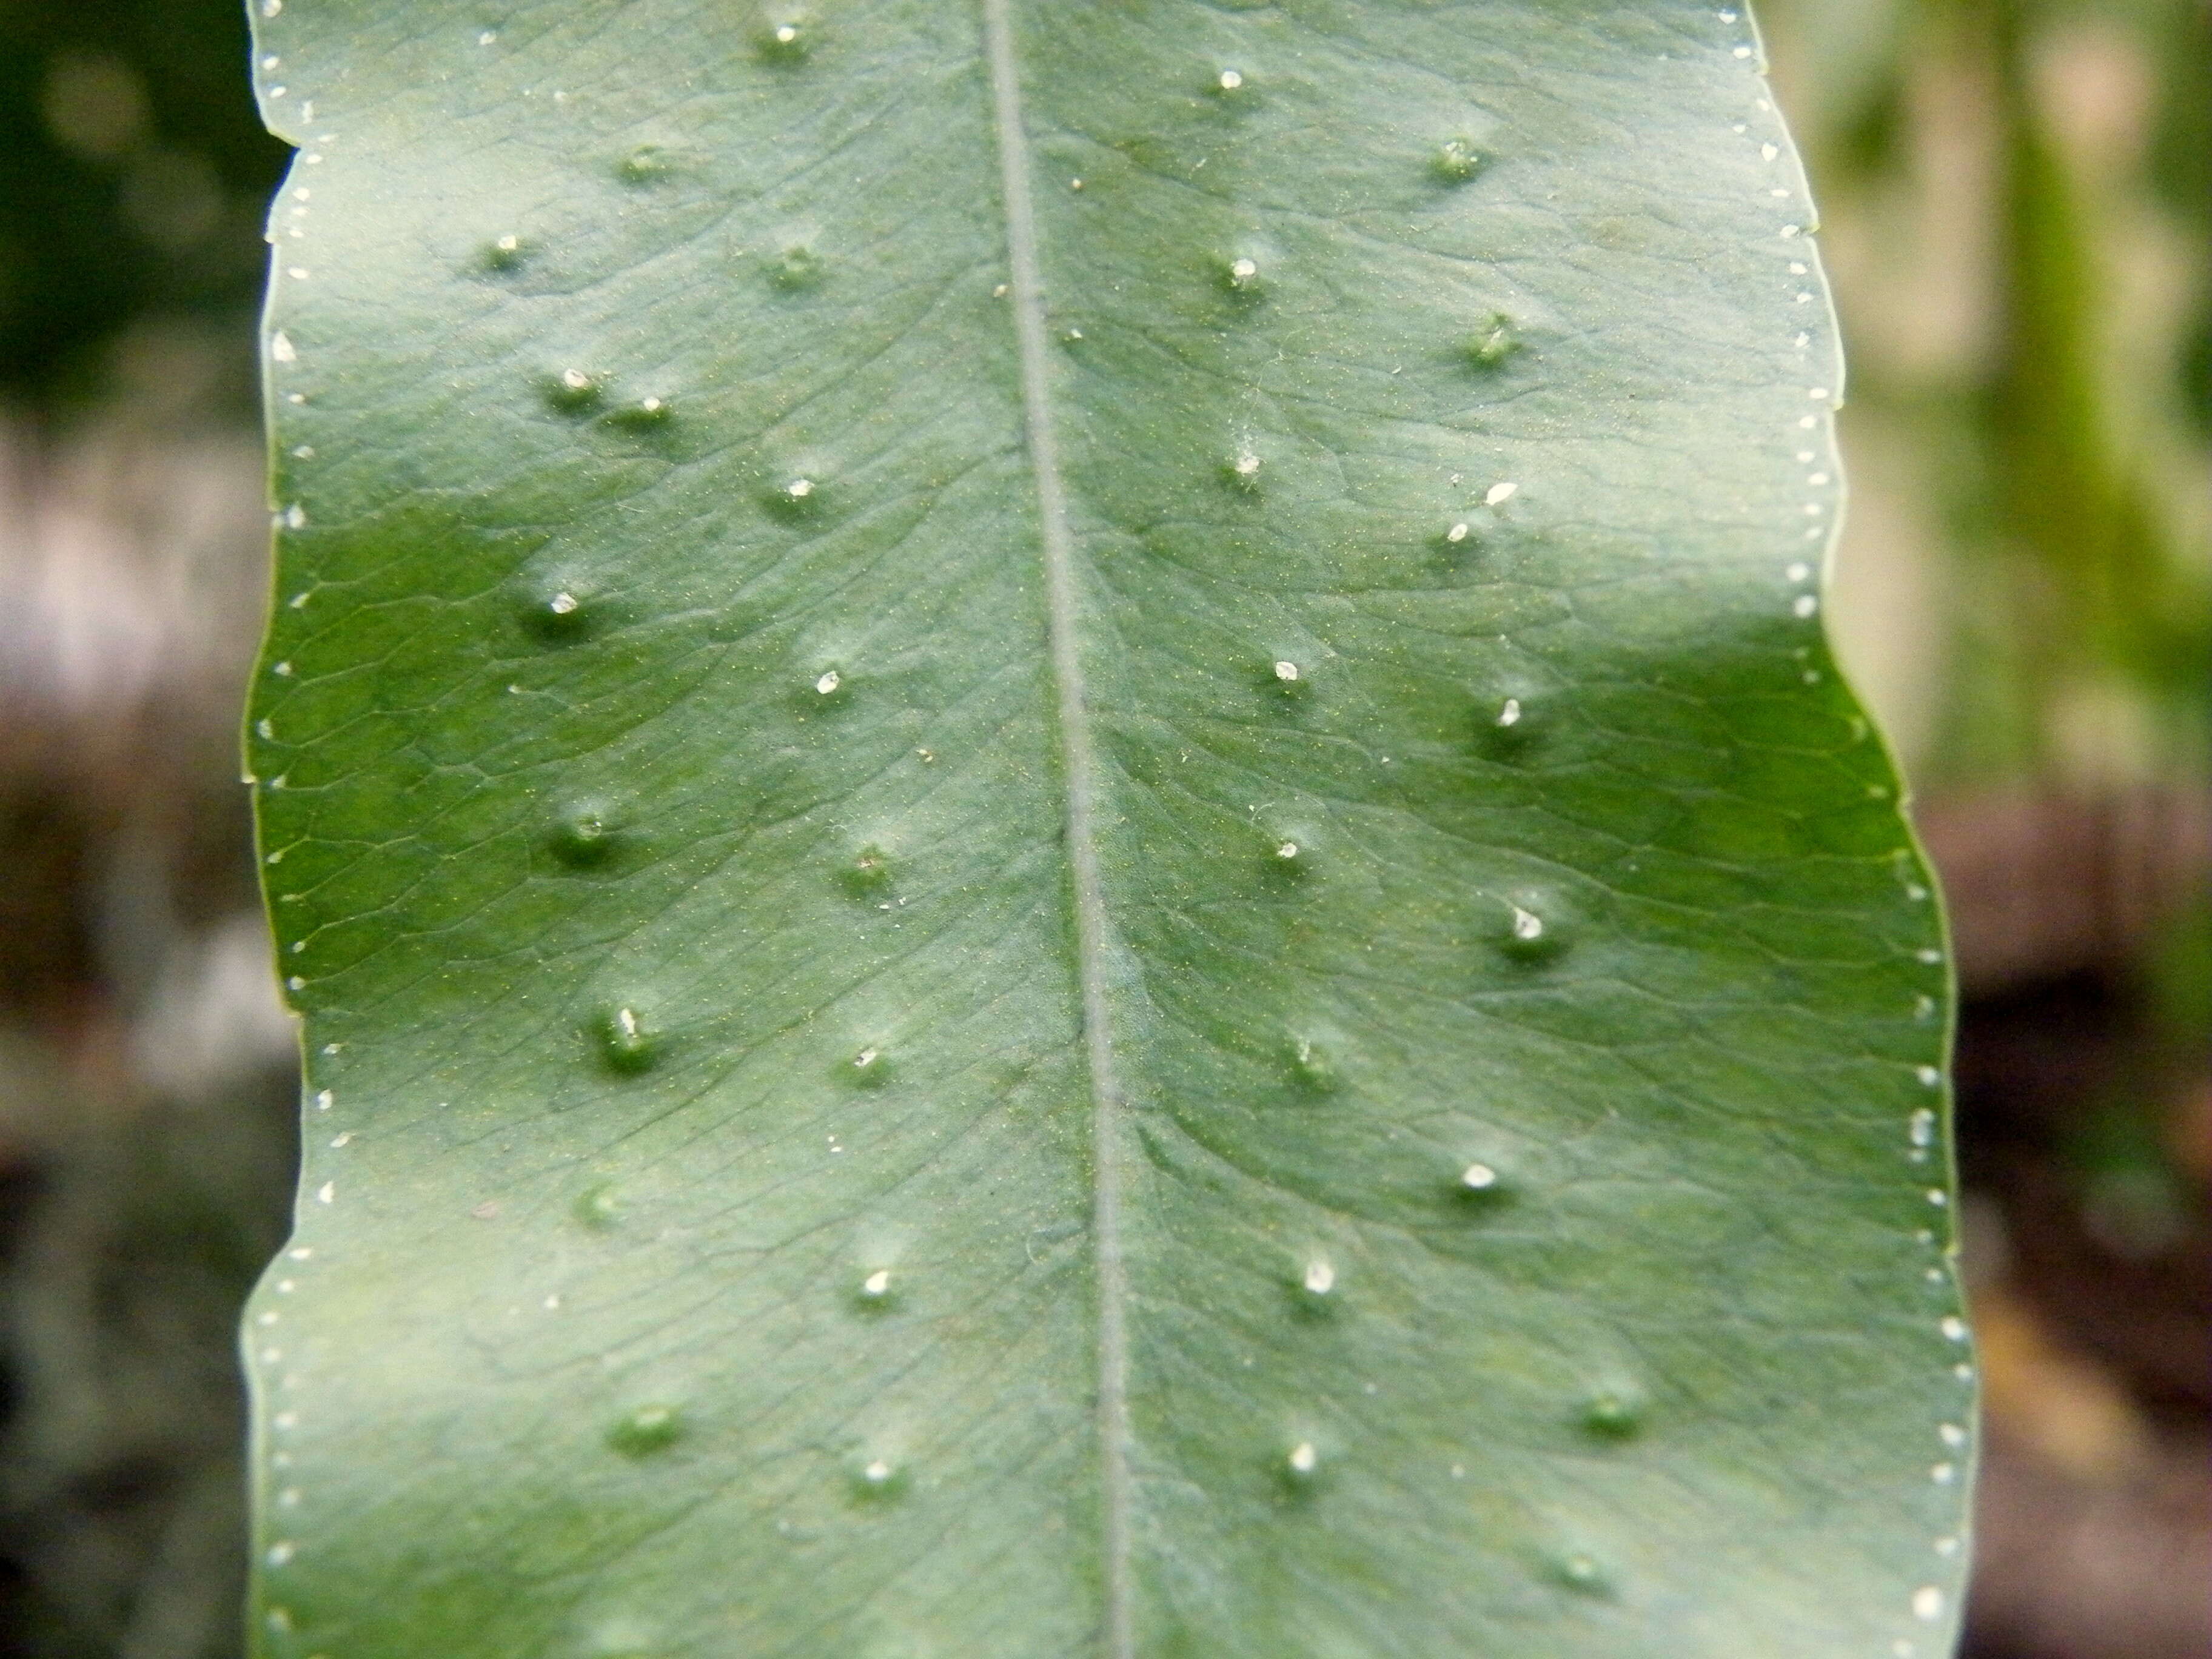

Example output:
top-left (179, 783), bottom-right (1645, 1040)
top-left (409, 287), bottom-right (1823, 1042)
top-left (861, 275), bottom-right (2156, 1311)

top-left (243, 1), bottom-right (1968, 1654)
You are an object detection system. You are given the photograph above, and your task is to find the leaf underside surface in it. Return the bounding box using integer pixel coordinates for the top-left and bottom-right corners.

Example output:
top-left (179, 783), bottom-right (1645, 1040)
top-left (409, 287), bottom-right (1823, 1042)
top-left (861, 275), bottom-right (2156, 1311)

top-left (243, 2), bottom-right (1970, 1655)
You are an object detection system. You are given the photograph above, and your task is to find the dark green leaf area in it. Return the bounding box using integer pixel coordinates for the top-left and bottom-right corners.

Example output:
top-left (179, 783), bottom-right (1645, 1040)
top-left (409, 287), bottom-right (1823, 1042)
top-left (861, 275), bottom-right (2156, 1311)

top-left (243, 1), bottom-right (1968, 1657)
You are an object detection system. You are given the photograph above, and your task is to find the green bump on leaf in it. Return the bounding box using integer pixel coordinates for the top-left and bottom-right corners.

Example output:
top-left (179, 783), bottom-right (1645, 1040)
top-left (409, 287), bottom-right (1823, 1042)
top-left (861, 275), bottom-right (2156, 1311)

top-left (1275, 1439), bottom-right (1326, 1495)
top-left (1493, 891), bottom-right (1570, 963)
top-left (1467, 312), bottom-right (1521, 368)
top-left (756, 16), bottom-right (809, 64)
top-left (771, 243), bottom-right (826, 290)
top-left (840, 843), bottom-right (894, 898)
top-left (617, 145), bottom-right (675, 185)
top-left (1432, 138), bottom-right (1483, 182)
top-left (608, 1404), bottom-right (682, 1458)
top-left (1287, 1035), bottom-right (1340, 1094)
top-left (574, 1184), bottom-right (624, 1230)
top-left (851, 1455), bottom-right (907, 1501)
top-left (240, 1), bottom-right (1969, 1654)
top-left (1579, 1389), bottom-right (1646, 1440)
top-left (1546, 1549), bottom-right (1615, 1599)
top-left (541, 366), bottom-right (603, 412)
top-left (1220, 252), bottom-right (1264, 298)
top-left (1260, 830), bottom-right (1311, 880)
top-left (764, 472), bottom-right (823, 518)
top-left (603, 395), bottom-right (674, 429)
top-left (594, 1006), bottom-right (657, 1074)
top-left (842, 1045), bottom-right (892, 1089)
top-left (549, 800), bottom-right (619, 866)
top-left (516, 572), bottom-right (595, 642)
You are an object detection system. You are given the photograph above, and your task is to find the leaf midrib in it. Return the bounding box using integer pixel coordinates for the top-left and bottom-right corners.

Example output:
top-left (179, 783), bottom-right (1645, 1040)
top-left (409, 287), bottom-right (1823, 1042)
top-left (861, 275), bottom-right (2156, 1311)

top-left (980, 3), bottom-right (1133, 1653)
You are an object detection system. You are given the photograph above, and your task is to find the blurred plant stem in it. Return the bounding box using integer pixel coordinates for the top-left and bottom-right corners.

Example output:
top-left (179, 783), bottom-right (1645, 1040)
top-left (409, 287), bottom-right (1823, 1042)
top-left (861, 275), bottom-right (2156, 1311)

top-left (1975, 0), bottom-right (2208, 783)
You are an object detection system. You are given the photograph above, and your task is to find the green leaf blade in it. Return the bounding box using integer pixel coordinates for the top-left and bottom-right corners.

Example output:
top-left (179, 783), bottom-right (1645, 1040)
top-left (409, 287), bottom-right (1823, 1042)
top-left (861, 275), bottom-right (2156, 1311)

top-left (245, 2), bottom-right (1969, 1655)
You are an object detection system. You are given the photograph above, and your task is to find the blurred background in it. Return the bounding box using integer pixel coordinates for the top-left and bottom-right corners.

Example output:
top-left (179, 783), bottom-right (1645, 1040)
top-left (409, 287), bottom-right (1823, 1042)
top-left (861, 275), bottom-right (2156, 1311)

top-left (0, 0), bottom-right (2204, 1654)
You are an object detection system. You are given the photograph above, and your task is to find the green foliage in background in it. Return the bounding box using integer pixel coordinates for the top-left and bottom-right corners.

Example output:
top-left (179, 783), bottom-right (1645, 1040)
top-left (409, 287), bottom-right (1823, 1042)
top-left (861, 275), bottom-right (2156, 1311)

top-left (242, 2), bottom-right (1969, 1655)
top-left (1766, 0), bottom-right (2211, 785)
